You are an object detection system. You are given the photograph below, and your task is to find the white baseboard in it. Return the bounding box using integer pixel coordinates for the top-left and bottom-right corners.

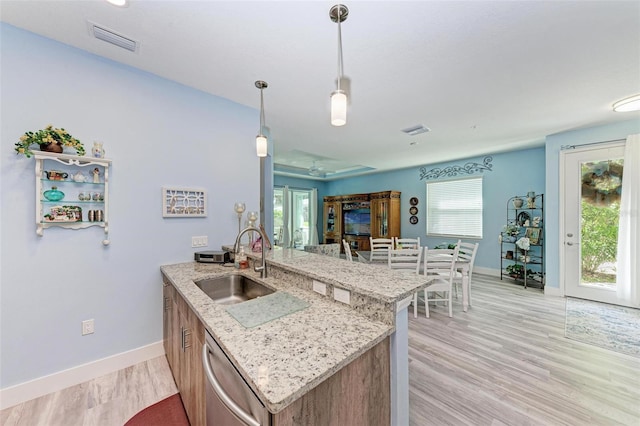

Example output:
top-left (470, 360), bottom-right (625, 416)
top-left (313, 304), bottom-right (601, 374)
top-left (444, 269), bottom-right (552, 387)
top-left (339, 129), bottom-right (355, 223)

top-left (544, 286), bottom-right (563, 297)
top-left (474, 266), bottom-right (501, 277)
top-left (0, 341), bottom-right (165, 410)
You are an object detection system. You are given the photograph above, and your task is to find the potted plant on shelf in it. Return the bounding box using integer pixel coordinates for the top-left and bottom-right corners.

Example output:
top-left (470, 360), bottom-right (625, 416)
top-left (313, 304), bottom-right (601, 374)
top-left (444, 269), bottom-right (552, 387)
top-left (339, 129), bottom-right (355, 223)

top-left (506, 264), bottom-right (524, 279)
top-left (14, 125), bottom-right (85, 158)
top-left (502, 224), bottom-right (520, 242)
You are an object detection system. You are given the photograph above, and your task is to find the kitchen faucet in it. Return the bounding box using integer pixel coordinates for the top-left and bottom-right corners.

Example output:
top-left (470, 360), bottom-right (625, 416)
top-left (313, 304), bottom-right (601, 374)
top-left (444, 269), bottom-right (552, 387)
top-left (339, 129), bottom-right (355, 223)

top-left (233, 226), bottom-right (268, 278)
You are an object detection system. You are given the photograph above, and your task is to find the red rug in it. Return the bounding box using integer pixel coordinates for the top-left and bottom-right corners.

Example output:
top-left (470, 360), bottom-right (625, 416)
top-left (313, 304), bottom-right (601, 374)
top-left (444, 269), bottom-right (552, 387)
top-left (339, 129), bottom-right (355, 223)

top-left (124, 393), bottom-right (190, 426)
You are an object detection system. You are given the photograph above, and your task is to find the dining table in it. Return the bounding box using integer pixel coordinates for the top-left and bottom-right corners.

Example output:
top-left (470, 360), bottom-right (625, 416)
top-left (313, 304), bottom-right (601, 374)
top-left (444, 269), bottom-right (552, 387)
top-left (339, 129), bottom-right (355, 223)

top-left (356, 250), bottom-right (471, 312)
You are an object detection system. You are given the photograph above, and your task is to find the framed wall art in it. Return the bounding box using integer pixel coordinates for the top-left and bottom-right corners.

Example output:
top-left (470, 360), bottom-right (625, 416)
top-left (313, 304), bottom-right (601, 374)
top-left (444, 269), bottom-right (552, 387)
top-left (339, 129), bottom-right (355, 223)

top-left (162, 187), bottom-right (207, 218)
top-left (525, 227), bottom-right (541, 245)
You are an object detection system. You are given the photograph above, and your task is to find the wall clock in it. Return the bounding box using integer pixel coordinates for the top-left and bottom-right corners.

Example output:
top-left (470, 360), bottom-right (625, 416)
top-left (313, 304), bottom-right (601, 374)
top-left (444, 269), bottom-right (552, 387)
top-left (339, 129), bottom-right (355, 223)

top-left (409, 197), bottom-right (419, 206)
top-left (409, 215), bottom-right (418, 225)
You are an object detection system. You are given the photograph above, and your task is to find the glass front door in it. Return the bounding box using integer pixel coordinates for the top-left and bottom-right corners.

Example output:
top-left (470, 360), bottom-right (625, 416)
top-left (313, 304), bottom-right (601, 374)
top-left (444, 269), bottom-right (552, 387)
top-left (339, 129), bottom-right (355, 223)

top-left (563, 144), bottom-right (625, 304)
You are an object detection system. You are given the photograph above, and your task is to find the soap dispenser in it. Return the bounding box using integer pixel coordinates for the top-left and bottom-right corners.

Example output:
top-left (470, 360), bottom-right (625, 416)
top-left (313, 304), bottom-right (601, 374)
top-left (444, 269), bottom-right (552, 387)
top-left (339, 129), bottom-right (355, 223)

top-left (236, 247), bottom-right (248, 269)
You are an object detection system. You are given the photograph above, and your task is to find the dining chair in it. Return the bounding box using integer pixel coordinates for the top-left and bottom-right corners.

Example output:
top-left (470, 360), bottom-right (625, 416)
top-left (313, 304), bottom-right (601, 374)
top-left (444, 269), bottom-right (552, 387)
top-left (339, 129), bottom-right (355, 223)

top-left (393, 237), bottom-right (420, 250)
top-left (454, 240), bottom-right (479, 305)
top-left (387, 247), bottom-right (423, 317)
top-left (342, 239), bottom-right (353, 262)
top-left (369, 237), bottom-right (393, 263)
top-left (417, 246), bottom-right (459, 318)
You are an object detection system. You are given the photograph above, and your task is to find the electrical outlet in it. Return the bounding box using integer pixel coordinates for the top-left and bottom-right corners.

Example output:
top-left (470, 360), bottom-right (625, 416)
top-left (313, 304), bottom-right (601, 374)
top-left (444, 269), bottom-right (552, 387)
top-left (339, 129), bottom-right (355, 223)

top-left (334, 288), bottom-right (351, 305)
top-left (312, 280), bottom-right (327, 296)
top-left (191, 236), bottom-right (208, 247)
top-left (82, 319), bottom-right (94, 336)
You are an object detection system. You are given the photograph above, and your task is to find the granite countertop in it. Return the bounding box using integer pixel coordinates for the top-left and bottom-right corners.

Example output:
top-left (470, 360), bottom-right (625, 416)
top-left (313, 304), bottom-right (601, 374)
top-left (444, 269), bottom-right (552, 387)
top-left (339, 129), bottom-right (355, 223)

top-left (160, 261), bottom-right (393, 413)
top-left (161, 247), bottom-right (433, 413)
top-left (224, 246), bottom-right (433, 305)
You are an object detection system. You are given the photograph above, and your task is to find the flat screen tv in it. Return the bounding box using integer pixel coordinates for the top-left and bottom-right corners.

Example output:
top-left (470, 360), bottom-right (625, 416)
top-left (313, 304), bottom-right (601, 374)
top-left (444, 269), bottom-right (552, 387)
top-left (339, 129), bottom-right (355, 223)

top-left (343, 208), bottom-right (371, 236)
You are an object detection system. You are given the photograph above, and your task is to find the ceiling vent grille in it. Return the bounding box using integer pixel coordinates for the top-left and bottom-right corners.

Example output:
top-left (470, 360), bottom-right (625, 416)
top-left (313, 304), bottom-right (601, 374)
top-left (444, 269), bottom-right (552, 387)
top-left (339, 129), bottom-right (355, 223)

top-left (90, 22), bottom-right (138, 52)
top-left (402, 125), bottom-right (431, 136)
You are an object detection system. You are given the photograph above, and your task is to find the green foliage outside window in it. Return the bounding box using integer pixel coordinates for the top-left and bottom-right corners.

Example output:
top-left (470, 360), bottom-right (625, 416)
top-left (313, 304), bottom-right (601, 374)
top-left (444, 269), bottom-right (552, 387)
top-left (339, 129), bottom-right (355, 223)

top-left (581, 199), bottom-right (619, 282)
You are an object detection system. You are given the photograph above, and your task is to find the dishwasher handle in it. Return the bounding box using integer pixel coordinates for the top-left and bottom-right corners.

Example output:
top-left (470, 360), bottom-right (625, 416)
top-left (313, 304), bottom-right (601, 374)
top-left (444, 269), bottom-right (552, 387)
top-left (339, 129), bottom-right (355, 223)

top-left (202, 342), bottom-right (261, 426)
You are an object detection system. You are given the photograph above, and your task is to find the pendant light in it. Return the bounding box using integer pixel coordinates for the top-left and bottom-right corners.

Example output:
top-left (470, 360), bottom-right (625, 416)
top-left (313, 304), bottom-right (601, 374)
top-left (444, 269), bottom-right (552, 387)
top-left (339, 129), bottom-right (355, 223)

top-left (330, 4), bottom-right (348, 127)
top-left (255, 80), bottom-right (268, 157)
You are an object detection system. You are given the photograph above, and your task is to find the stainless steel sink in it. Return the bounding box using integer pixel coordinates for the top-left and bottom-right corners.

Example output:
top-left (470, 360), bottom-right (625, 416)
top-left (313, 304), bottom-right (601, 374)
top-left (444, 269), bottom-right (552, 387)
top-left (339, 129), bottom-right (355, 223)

top-left (194, 274), bottom-right (274, 305)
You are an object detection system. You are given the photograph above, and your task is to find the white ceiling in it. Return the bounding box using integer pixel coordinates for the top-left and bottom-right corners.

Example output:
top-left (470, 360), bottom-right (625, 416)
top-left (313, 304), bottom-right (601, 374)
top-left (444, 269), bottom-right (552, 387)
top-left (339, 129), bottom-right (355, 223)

top-left (2, 1), bottom-right (639, 179)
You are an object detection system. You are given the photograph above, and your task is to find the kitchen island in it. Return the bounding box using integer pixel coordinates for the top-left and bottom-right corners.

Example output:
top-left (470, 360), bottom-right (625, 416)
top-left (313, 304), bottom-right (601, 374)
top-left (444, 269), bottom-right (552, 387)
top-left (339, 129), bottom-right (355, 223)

top-left (161, 247), bottom-right (432, 425)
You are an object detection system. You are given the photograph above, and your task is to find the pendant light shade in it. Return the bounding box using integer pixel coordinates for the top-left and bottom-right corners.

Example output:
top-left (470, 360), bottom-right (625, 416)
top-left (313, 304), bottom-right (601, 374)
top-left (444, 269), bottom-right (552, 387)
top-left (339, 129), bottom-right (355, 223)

top-left (255, 80), bottom-right (268, 157)
top-left (330, 4), bottom-right (348, 127)
top-left (331, 90), bottom-right (347, 126)
top-left (256, 134), bottom-right (267, 157)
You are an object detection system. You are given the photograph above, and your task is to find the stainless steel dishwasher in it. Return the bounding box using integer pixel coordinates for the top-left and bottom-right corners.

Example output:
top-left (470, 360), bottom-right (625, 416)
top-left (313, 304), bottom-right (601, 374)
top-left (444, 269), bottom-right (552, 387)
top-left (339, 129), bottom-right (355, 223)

top-left (202, 330), bottom-right (271, 426)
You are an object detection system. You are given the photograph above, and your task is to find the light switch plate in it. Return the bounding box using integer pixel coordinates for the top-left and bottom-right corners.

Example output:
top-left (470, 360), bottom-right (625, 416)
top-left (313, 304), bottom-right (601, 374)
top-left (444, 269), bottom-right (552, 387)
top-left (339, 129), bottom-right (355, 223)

top-left (191, 236), bottom-right (208, 247)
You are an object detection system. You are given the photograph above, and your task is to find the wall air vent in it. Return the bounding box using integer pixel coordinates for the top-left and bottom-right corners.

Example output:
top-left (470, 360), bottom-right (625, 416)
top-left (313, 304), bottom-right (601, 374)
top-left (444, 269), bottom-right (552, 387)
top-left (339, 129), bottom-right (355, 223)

top-left (401, 125), bottom-right (431, 136)
top-left (90, 22), bottom-right (138, 52)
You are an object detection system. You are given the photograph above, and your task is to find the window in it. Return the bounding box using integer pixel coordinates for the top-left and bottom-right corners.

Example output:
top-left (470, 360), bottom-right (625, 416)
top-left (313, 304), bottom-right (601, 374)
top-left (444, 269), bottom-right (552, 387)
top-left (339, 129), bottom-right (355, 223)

top-left (426, 177), bottom-right (483, 238)
top-left (273, 186), bottom-right (313, 249)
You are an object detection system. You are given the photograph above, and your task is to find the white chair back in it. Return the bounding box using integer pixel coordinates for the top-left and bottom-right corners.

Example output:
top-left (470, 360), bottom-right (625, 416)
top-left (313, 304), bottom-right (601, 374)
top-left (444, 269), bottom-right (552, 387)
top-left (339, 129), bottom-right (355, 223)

top-left (393, 237), bottom-right (420, 250)
top-left (369, 237), bottom-right (393, 262)
top-left (454, 240), bottom-right (479, 304)
top-left (342, 239), bottom-right (353, 262)
top-left (424, 247), bottom-right (459, 278)
top-left (456, 240), bottom-right (478, 264)
top-left (416, 246), bottom-right (460, 318)
top-left (388, 247), bottom-right (423, 274)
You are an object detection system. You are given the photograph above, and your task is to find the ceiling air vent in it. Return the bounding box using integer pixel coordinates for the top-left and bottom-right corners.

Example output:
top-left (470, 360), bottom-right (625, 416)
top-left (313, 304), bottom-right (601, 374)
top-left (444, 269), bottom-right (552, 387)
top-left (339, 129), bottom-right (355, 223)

top-left (401, 125), bottom-right (431, 136)
top-left (90, 22), bottom-right (138, 52)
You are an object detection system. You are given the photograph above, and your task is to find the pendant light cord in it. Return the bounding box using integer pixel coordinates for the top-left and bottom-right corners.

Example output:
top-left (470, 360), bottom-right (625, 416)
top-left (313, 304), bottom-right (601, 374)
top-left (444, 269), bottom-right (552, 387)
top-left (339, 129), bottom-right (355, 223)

top-left (337, 7), bottom-right (343, 92)
top-left (260, 87), bottom-right (265, 134)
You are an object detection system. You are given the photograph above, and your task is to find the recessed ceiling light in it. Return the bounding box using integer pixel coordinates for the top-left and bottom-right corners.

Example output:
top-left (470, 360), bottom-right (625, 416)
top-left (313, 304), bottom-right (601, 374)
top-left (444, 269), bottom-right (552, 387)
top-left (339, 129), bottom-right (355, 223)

top-left (105, 0), bottom-right (128, 7)
top-left (612, 94), bottom-right (640, 112)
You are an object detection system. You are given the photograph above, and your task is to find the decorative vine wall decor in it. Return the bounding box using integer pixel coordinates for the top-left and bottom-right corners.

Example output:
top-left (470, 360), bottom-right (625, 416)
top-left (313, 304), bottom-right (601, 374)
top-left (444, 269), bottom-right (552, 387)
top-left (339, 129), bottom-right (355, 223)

top-left (419, 156), bottom-right (493, 180)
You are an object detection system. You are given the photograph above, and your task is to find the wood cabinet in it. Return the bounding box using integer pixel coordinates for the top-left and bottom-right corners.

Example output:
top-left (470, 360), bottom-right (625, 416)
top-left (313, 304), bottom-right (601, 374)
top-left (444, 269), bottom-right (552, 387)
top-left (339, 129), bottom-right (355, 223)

top-left (323, 197), bottom-right (342, 243)
top-left (370, 191), bottom-right (401, 239)
top-left (163, 279), bottom-right (205, 426)
top-left (273, 337), bottom-right (390, 425)
top-left (323, 191), bottom-right (400, 249)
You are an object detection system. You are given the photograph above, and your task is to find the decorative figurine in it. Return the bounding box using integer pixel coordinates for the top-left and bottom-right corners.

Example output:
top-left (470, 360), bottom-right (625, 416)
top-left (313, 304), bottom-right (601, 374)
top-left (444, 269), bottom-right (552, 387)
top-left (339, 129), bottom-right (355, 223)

top-left (93, 168), bottom-right (100, 183)
top-left (92, 142), bottom-right (105, 158)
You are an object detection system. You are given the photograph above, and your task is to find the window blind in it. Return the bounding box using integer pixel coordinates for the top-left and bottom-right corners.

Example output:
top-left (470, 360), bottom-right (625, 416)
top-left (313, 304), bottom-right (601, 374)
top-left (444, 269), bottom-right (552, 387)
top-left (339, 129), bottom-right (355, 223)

top-left (426, 177), bottom-right (483, 238)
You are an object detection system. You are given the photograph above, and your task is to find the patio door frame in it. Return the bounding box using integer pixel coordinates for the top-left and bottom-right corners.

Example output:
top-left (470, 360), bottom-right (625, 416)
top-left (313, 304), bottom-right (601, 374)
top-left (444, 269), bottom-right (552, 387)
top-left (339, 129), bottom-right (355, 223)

top-left (559, 140), bottom-right (625, 304)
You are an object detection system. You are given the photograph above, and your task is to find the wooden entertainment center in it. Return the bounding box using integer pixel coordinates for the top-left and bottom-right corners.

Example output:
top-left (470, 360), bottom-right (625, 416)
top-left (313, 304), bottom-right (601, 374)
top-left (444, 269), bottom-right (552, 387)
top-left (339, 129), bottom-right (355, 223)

top-left (323, 191), bottom-right (401, 252)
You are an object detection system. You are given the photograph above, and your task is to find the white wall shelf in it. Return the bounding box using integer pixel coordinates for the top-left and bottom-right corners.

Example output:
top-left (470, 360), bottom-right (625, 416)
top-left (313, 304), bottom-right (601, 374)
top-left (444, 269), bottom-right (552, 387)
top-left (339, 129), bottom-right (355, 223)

top-left (34, 151), bottom-right (112, 245)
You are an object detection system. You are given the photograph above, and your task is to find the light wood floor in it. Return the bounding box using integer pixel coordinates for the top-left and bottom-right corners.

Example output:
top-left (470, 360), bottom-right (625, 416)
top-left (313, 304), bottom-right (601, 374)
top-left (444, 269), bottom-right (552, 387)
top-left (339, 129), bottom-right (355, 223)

top-left (409, 274), bottom-right (640, 426)
top-left (2, 274), bottom-right (639, 426)
top-left (0, 355), bottom-right (177, 426)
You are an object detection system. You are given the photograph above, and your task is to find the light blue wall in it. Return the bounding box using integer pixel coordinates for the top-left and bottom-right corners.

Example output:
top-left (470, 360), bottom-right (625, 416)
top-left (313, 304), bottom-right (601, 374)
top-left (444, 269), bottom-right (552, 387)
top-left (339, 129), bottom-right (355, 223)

top-left (326, 148), bottom-right (546, 272)
top-left (544, 119), bottom-right (640, 289)
top-left (0, 24), bottom-right (260, 388)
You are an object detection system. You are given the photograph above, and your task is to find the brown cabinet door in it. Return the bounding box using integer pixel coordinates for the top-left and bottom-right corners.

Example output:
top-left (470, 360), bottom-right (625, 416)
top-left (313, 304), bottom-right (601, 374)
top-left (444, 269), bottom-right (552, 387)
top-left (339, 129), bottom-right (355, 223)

top-left (370, 191), bottom-right (401, 239)
top-left (162, 282), bottom-right (174, 368)
top-left (163, 283), bottom-right (206, 426)
top-left (323, 201), bottom-right (341, 241)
